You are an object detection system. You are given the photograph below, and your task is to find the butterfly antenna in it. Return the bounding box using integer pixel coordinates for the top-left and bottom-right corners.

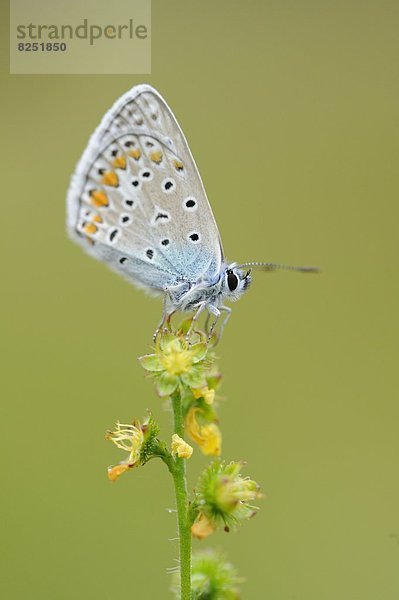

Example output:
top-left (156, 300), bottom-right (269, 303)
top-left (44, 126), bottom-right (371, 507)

top-left (236, 261), bottom-right (320, 273)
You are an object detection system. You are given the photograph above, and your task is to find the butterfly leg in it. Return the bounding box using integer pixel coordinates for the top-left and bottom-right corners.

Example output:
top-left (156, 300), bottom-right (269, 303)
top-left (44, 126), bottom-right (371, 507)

top-left (204, 312), bottom-right (212, 336)
top-left (206, 304), bottom-right (221, 342)
top-left (218, 306), bottom-right (232, 339)
top-left (207, 305), bottom-right (232, 345)
top-left (185, 301), bottom-right (207, 343)
top-left (153, 291), bottom-right (174, 342)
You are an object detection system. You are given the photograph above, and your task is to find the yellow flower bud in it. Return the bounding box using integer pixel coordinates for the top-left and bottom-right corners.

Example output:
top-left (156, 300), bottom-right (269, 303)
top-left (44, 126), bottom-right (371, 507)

top-left (186, 408), bottom-right (222, 456)
top-left (171, 434), bottom-right (193, 459)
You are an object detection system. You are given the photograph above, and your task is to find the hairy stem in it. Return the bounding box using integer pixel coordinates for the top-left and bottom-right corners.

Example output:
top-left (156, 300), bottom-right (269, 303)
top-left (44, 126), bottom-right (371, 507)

top-left (171, 389), bottom-right (191, 599)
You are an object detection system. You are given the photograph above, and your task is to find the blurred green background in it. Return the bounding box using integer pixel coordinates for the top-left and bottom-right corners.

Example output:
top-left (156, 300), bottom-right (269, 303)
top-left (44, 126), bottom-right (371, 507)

top-left (1, 1), bottom-right (398, 598)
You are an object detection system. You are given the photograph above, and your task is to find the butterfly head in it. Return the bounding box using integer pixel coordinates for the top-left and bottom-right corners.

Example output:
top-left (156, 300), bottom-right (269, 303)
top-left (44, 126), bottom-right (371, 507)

top-left (220, 265), bottom-right (252, 302)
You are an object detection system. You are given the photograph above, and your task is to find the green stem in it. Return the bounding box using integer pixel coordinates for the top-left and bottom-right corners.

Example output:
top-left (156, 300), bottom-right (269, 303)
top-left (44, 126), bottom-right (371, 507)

top-left (171, 389), bottom-right (191, 599)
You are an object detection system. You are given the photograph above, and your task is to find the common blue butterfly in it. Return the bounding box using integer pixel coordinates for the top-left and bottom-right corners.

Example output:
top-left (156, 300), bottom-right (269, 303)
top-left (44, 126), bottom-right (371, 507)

top-left (67, 84), bottom-right (316, 340)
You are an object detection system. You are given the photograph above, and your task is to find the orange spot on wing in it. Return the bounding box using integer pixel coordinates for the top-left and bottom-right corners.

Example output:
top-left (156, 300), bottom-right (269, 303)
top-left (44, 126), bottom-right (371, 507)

top-left (101, 171), bottom-right (119, 187)
top-left (128, 148), bottom-right (141, 160)
top-left (92, 214), bottom-right (103, 223)
top-left (112, 156), bottom-right (126, 169)
top-left (173, 159), bottom-right (184, 171)
top-left (90, 190), bottom-right (109, 207)
top-left (150, 150), bottom-right (163, 164)
top-left (83, 222), bottom-right (98, 234)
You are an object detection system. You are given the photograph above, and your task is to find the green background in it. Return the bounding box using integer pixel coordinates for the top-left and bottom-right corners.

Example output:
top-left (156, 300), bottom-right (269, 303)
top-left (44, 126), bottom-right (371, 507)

top-left (2, 1), bottom-right (398, 598)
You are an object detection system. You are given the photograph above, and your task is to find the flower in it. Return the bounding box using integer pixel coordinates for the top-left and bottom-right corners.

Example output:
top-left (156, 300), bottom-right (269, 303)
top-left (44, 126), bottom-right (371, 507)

top-left (171, 434), bottom-right (193, 459)
top-left (161, 341), bottom-right (193, 375)
top-left (193, 461), bottom-right (261, 531)
top-left (139, 332), bottom-right (210, 397)
top-left (106, 421), bottom-right (143, 464)
top-left (106, 414), bottom-right (160, 481)
top-left (185, 407), bottom-right (222, 456)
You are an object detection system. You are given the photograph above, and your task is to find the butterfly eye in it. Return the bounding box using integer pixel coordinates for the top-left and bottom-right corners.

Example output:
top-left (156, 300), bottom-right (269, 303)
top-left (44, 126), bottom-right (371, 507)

top-left (227, 270), bottom-right (239, 292)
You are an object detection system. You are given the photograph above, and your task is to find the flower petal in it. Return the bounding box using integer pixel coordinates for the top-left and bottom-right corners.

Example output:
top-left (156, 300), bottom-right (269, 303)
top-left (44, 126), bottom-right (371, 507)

top-left (138, 354), bottom-right (163, 372)
top-left (156, 372), bottom-right (178, 397)
top-left (190, 342), bottom-right (208, 363)
top-left (171, 434), bottom-right (193, 459)
top-left (181, 367), bottom-right (207, 389)
top-left (199, 424), bottom-right (222, 456)
top-left (158, 332), bottom-right (177, 351)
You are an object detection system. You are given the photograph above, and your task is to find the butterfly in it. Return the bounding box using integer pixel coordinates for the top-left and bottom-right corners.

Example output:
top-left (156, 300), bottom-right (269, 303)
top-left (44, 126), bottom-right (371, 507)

top-left (67, 84), bottom-right (317, 341)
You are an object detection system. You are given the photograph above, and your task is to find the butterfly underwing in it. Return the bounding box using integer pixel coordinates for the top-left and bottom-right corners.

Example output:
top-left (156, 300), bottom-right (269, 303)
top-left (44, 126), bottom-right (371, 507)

top-left (67, 84), bottom-right (316, 338)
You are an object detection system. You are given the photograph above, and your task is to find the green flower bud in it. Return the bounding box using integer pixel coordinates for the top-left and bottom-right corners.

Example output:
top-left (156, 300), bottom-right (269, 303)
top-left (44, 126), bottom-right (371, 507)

top-left (171, 549), bottom-right (242, 599)
top-left (193, 461), bottom-right (261, 531)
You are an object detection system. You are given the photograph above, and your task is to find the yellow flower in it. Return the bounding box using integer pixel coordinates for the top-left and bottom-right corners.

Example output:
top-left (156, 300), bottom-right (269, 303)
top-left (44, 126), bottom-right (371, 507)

top-left (171, 434), bottom-right (193, 459)
top-left (186, 407), bottom-right (222, 456)
top-left (105, 415), bottom-right (160, 481)
top-left (192, 386), bottom-right (215, 405)
top-left (161, 339), bottom-right (194, 375)
top-left (106, 421), bottom-right (144, 466)
top-left (139, 333), bottom-right (209, 397)
top-left (191, 512), bottom-right (216, 540)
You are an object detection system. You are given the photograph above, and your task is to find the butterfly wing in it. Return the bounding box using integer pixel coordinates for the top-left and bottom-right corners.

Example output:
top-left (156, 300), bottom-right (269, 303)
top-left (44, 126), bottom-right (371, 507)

top-left (67, 84), bottom-right (224, 295)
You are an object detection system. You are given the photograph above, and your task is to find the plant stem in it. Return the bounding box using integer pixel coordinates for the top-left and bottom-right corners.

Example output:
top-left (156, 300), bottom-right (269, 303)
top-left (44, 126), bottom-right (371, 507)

top-left (171, 389), bottom-right (191, 599)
